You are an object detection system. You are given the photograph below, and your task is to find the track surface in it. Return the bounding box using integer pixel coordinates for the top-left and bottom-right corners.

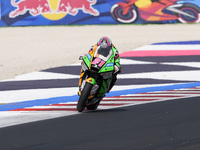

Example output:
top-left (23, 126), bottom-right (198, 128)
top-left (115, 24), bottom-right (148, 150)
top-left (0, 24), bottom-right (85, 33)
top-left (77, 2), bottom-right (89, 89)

top-left (1, 41), bottom-right (200, 149)
top-left (0, 96), bottom-right (200, 150)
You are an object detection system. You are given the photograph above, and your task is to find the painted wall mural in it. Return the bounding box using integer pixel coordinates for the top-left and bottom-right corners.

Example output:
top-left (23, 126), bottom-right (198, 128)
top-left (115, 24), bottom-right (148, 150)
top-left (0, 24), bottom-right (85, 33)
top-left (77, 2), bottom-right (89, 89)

top-left (0, 0), bottom-right (200, 26)
top-left (111, 0), bottom-right (200, 24)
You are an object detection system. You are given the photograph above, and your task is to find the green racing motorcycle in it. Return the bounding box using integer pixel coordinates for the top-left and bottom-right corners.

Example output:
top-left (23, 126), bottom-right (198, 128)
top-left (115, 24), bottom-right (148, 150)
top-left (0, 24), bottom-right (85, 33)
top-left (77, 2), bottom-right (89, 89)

top-left (77, 45), bottom-right (119, 112)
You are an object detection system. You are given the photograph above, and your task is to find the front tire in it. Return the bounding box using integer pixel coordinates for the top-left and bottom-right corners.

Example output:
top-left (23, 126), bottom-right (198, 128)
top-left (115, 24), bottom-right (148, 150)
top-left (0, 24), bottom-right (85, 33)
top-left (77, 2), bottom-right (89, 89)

top-left (110, 4), bottom-right (138, 23)
top-left (77, 82), bottom-right (93, 112)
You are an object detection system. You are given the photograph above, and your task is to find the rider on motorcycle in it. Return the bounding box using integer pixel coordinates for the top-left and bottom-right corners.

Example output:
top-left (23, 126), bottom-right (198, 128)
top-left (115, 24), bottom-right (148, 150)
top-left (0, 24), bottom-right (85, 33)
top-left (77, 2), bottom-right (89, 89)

top-left (88, 36), bottom-right (121, 93)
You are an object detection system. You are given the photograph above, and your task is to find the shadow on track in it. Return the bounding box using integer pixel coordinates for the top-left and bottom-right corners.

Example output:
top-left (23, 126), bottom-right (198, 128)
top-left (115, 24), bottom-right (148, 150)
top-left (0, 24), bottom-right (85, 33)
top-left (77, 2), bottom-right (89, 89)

top-left (83, 108), bottom-right (128, 113)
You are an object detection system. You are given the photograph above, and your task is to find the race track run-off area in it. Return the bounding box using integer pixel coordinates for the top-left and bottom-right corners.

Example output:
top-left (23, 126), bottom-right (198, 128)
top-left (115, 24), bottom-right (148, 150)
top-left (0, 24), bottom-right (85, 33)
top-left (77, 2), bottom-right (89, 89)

top-left (1, 41), bottom-right (200, 128)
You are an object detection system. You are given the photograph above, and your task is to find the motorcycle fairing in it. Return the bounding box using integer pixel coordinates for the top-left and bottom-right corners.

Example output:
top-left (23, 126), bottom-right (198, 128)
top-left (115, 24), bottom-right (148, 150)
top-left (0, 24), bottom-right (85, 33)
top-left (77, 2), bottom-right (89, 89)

top-left (139, 1), bottom-right (178, 21)
top-left (78, 45), bottom-right (116, 99)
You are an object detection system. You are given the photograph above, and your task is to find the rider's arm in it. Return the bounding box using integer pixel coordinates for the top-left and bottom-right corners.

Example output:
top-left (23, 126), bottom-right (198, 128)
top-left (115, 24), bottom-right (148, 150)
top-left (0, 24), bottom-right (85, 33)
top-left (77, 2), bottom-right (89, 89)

top-left (113, 47), bottom-right (121, 74)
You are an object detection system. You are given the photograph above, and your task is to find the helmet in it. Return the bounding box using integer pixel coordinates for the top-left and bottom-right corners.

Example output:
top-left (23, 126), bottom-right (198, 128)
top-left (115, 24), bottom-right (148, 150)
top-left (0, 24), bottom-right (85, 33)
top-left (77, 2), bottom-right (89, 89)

top-left (97, 37), bottom-right (112, 48)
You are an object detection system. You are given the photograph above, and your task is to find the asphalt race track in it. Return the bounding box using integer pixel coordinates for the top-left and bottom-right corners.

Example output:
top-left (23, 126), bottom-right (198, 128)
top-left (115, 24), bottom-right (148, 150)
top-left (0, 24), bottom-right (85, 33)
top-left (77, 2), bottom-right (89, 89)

top-left (0, 96), bottom-right (200, 150)
top-left (1, 41), bottom-right (200, 150)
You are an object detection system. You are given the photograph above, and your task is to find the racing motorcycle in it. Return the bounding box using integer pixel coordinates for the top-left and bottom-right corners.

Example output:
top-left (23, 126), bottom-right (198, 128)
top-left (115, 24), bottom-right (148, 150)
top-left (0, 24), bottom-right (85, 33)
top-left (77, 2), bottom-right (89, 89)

top-left (77, 45), bottom-right (116, 112)
top-left (110, 0), bottom-right (200, 24)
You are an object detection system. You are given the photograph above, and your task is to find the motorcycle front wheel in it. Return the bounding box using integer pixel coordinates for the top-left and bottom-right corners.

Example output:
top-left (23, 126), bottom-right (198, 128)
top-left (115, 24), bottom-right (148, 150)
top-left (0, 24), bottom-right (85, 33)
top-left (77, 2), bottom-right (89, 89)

top-left (110, 4), bottom-right (138, 23)
top-left (77, 82), bottom-right (93, 112)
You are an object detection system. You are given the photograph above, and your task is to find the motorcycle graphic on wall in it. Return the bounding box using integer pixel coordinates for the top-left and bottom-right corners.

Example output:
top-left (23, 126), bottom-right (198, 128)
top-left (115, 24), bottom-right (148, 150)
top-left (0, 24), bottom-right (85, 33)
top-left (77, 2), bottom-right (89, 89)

top-left (110, 0), bottom-right (200, 23)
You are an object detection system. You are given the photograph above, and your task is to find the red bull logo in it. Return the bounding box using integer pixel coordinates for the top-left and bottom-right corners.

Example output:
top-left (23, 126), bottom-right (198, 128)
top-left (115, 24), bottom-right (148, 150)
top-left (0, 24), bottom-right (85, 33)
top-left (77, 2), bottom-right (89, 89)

top-left (9, 0), bottom-right (52, 17)
top-left (57, 0), bottom-right (99, 16)
top-left (9, 0), bottom-right (99, 20)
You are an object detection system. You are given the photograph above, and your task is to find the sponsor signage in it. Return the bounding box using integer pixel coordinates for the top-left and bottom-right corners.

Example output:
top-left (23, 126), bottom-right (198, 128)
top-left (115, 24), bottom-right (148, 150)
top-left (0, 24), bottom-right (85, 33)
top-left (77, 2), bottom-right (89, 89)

top-left (0, 0), bottom-right (200, 26)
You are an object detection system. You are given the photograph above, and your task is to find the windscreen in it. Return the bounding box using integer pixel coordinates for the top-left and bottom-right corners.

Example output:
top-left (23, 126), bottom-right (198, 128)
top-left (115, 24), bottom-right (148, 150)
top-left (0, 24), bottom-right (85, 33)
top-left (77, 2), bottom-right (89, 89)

top-left (94, 46), bottom-right (113, 61)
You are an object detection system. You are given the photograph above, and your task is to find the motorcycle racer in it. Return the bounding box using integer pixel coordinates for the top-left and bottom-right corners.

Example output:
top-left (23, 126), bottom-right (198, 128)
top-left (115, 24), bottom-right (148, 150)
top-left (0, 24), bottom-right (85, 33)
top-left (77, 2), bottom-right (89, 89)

top-left (88, 36), bottom-right (121, 93)
top-left (77, 37), bottom-right (121, 111)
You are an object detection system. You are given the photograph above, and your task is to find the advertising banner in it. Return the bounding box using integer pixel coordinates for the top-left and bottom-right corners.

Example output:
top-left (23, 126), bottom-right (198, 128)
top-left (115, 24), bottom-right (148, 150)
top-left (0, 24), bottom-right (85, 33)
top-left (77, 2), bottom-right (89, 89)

top-left (0, 0), bottom-right (200, 26)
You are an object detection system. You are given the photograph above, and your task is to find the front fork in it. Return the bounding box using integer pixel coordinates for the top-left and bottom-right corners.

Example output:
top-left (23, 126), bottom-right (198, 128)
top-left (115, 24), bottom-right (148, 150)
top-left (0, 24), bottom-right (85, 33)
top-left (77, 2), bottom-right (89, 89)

top-left (78, 71), bottom-right (111, 99)
top-left (117, 0), bottom-right (137, 15)
top-left (78, 71), bottom-right (98, 99)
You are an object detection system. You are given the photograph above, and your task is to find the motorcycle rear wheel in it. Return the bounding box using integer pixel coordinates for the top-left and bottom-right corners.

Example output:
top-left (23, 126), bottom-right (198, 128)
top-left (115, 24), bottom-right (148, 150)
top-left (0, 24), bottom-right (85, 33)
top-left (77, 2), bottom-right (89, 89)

top-left (77, 82), bottom-right (93, 112)
top-left (86, 100), bottom-right (100, 110)
top-left (177, 4), bottom-right (200, 23)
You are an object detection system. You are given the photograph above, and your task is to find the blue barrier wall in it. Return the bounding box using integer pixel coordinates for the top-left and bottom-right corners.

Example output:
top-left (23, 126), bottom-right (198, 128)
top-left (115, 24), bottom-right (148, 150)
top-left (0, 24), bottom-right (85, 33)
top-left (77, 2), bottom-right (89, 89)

top-left (1, 0), bottom-right (200, 26)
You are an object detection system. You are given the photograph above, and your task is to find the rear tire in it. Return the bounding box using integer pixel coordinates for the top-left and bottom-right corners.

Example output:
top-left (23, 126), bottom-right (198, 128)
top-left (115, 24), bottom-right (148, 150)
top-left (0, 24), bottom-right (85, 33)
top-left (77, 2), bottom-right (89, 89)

top-left (177, 4), bottom-right (200, 23)
top-left (77, 82), bottom-right (93, 112)
top-left (86, 100), bottom-right (100, 110)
